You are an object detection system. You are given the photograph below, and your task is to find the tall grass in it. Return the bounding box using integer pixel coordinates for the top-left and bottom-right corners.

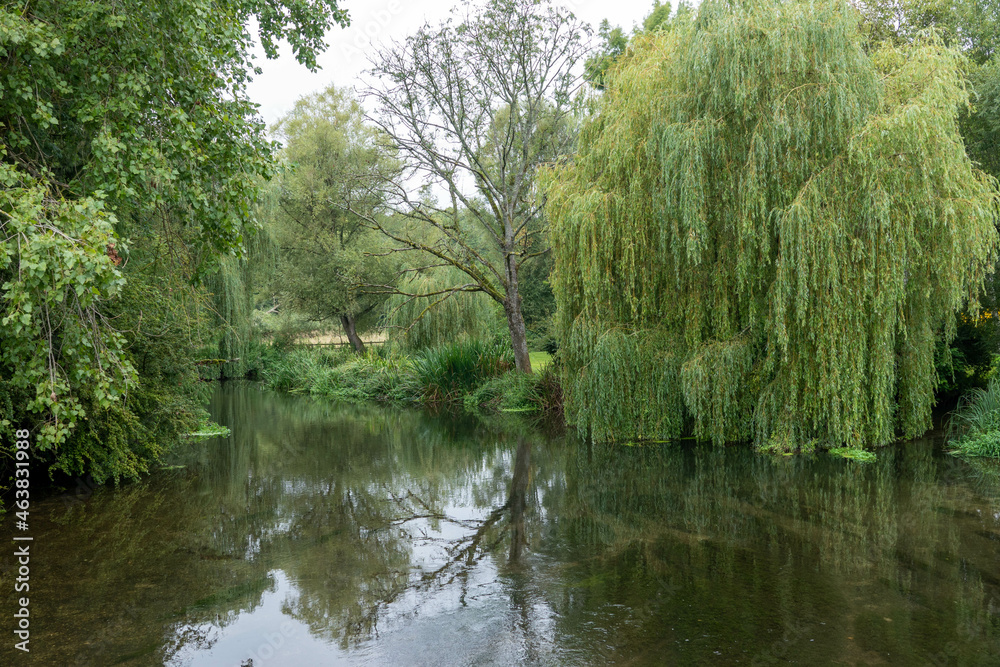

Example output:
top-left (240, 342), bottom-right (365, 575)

top-left (411, 338), bottom-right (514, 403)
top-left (948, 378), bottom-right (1000, 458)
top-left (255, 337), bottom-right (549, 412)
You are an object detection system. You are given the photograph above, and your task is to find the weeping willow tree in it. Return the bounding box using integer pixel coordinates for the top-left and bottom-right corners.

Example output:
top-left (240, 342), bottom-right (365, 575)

top-left (542, 0), bottom-right (1000, 448)
top-left (384, 266), bottom-right (505, 351)
top-left (204, 229), bottom-right (276, 379)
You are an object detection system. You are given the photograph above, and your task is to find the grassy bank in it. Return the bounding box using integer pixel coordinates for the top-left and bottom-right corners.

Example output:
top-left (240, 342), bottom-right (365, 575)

top-left (948, 377), bottom-right (1000, 458)
top-left (252, 339), bottom-right (561, 417)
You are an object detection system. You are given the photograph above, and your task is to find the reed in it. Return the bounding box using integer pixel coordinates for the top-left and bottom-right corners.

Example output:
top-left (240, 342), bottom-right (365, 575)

top-left (411, 338), bottom-right (514, 403)
top-left (948, 378), bottom-right (1000, 458)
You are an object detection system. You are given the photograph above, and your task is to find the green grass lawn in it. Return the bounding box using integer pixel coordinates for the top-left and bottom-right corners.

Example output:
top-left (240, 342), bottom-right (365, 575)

top-left (529, 351), bottom-right (552, 371)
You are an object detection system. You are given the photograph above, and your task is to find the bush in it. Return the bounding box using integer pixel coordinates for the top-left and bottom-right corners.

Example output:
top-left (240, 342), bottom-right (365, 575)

top-left (948, 377), bottom-right (1000, 458)
top-left (260, 345), bottom-right (419, 403)
top-left (256, 337), bottom-right (565, 417)
top-left (950, 430), bottom-right (1000, 458)
top-left (320, 354), bottom-right (417, 402)
top-left (464, 365), bottom-right (564, 415)
top-left (411, 337), bottom-right (514, 403)
top-left (464, 372), bottom-right (538, 413)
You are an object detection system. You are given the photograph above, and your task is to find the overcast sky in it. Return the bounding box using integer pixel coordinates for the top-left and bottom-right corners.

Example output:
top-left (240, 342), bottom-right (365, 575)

top-left (246, 0), bottom-right (664, 129)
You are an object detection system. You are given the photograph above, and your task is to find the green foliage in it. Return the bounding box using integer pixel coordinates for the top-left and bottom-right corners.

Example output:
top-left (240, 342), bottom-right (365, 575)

top-left (0, 265), bottom-right (214, 483)
top-left (0, 0), bottom-right (347, 490)
top-left (325, 355), bottom-right (418, 403)
top-left (385, 268), bottom-right (506, 351)
top-left (756, 431), bottom-right (818, 455)
top-left (257, 337), bottom-right (545, 411)
top-left (0, 171), bottom-right (133, 449)
top-left (561, 326), bottom-right (686, 443)
top-left (411, 338), bottom-right (514, 403)
top-left (857, 1), bottom-right (1000, 383)
top-left (644, 0), bottom-right (685, 32)
top-left (517, 250), bottom-right (557, 340)
top-left (963, 58), bottom-right (1000, 179)
top-left (252, 306), bottom-right (328, 349)
top-left (205, 252), bottom-right (259, 379)
top-left (0, 0), bottom-right (345, 258)
top-left (366, 0), bottom-right (591, 372)
top-left (543, 0), bottom-right (999, 447)
top-left (463, 366), bottom-right (563, 414)
top-left (854, 0), bottom-right (998, 66)
top-left (828, 447), bottom-right (877, 462)
top-left (934, 313), bottom-right (1000, 399)
top-left (584, 19), bottom-right (629, 90)
top-left (948, 377), bottom-right (1000, 458)
top-left (583, 1), bottom-right (694, 91)
top-left (261, 346), bottom-right (416, 403)
top-left (949, 429), bottom-right (1000, 458)
top-left (268, 86), bottom-right (398, 342)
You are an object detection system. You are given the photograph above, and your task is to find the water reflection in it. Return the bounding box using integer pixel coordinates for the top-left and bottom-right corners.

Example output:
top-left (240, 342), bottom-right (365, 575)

top-left (508, 437), bottom-right (531, 563)
top-left (3, 383), bottom-right (998, 666)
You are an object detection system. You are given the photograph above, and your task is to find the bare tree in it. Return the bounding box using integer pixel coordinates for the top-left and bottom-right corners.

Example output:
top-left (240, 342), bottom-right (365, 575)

top-left (356, 0), bottom-right (590, 373)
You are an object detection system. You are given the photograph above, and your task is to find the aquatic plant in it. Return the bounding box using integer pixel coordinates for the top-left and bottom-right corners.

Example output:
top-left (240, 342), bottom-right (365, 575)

top-left (828, 447), bottom-right (877, 463)
top-left (184, 422), bottom-right (232, 439)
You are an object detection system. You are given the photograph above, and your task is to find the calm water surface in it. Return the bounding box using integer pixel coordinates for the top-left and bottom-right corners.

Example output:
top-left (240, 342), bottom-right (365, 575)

top-left (3, 383), bottom-right (999, 665)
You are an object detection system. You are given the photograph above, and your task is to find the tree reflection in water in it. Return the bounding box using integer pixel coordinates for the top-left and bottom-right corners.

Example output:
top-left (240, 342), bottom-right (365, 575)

top-left (10, 383), bottom-right (998, 666)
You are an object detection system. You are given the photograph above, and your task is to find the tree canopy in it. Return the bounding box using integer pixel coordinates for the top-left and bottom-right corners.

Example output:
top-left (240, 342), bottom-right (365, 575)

top-left (853, 0), bottom-right (998, 65)
top-left (0, 0), bottom-right (347, 479)
top-left (854, 0), bottom-right (1000, 390)
top-left (269, 86), bottom-right (398, 354)
top-left (854, 0), bottom-right (1000, 178)
top-left (360, 0), bottom-right (590, 373)
top-left (583, 1), bottom-right (694, 90)
top-left (542, 0), bottom-right (999, 448)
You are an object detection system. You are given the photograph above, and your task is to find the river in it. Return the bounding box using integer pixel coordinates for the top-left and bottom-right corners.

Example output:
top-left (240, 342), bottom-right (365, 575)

top-left (4, 383), bottom-right (999, 665)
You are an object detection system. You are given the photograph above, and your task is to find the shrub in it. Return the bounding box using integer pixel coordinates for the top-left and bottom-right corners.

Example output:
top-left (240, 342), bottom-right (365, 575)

top-left (950, 430), bottom-right (1000, 458)
top-left (464, 365), bottom-right (564, 415)
top-left (412, 338), bottom-right (514, 403)
top-left (948, 378), bottom-right (1000, 458)
top-left (256, 337), bottom-right (565, 416)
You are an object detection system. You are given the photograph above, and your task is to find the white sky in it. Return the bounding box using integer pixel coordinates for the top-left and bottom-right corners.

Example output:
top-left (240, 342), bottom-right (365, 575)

top-left (246, 0), bottom-right (663, 129)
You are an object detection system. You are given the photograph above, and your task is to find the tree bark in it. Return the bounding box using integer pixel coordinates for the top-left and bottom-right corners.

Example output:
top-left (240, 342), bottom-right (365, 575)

top-left (340, 314), bottom-right (366, 355)
top-left (504, 252), bottom-right (533, 374)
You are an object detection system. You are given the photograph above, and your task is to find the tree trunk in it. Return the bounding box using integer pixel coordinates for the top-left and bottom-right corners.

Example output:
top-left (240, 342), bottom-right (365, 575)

top-left (340, 314), bottom-right (366, 355)
top-left (503, 253), bottom-right (533, 374)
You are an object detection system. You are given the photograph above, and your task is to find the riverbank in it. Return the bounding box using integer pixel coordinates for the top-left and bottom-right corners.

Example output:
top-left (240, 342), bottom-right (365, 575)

top-left (249, 339), bottom-right (563, 418)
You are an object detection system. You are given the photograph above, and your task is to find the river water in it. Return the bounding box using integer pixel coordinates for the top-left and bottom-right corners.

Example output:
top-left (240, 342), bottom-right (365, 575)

top-left (4, 383), bottom-right (999, 665)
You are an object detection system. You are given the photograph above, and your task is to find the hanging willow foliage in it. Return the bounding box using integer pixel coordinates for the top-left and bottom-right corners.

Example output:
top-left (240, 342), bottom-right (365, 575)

top-left (385, 267), bottom-right (506, 351)
top-left (205, 221), bottom-right (278, 378)
top-left (542, 0), bottom-right (1000, 448)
